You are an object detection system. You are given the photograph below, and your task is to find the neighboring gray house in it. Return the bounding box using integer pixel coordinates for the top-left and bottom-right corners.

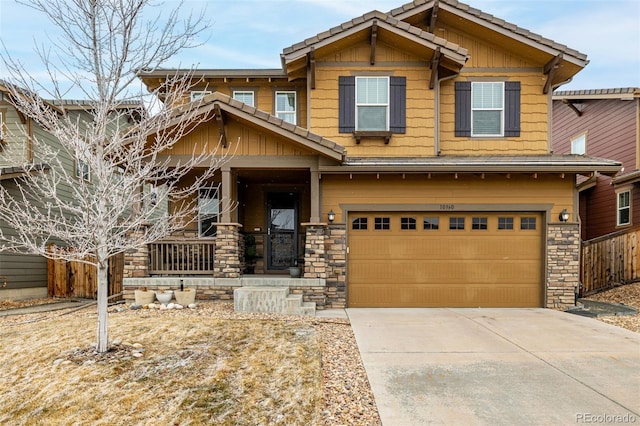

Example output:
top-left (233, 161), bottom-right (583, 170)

top-left (0, 86), bottom-right (142, 300)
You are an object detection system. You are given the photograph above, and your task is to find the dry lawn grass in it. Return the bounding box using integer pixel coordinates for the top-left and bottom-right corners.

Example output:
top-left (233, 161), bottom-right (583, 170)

top-left (0, 308), bottom-right (323, 425)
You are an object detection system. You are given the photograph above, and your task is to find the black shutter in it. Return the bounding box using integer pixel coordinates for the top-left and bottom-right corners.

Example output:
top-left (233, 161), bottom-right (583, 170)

top-left (338, 76), bottom-right (355, 133)
top-left (504, 81), bottom-right (521, 137)
top-left (390, 76), bottom-right (406, 133)
top-left (455, 81), bottom-right (471, 137)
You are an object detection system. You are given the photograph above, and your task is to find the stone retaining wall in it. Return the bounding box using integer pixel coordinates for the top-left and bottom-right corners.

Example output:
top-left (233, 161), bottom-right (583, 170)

top-left (123, 277), bottom-right (327, 309)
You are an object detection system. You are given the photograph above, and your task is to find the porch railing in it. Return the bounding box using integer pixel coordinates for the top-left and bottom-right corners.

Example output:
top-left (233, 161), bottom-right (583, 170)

top-left (149, 239), bottom-right (216, 275)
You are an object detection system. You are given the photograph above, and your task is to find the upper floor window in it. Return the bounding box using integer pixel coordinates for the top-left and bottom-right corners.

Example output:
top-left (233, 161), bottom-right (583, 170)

top-left (617, 190), bottom-right (631, 226)
top-left (571, 133), bottom-right (586, 155)
top-left (0, 111), bottom-right (4, 140)
top-left (356, 76), bottom-right (389, 131)
top-left (233, 91), bottom-right (255, 107)
top-left (455, 81), bottom-right (520, 138)
top-left (275, 91), bottom-right (296, 124)
top-left (199, 186), bottom-right (220, 237)
top-left (191, 91), bottom-right (211, 102)
top-left (472, 82), bottom-right (504, 136)
top-left (338, 76), bottom-right (406, 134)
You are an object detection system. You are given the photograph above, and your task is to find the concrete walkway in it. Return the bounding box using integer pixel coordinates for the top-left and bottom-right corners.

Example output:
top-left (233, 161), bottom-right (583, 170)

top-left (347, 308), bottom-right (640, 426)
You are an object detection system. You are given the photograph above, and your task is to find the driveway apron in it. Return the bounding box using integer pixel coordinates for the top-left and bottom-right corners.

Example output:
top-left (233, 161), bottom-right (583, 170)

top-left (347, 308), bottom-right (640, 426)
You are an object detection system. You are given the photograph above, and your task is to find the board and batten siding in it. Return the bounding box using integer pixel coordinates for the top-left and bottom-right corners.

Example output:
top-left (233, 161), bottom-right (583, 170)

top-left (320, 174), bottom-right (574, 224)
top-left (167, 119), bottom-right (316, 158)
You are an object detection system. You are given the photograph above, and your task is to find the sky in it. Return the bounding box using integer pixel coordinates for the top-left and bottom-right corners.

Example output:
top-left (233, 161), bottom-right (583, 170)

top-left (0, 0), bottom-right (638, 94)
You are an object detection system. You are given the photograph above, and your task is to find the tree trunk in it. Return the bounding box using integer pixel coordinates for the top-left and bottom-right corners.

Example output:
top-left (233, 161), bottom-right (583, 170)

top-left (96, 259), bottom-right (109, 353)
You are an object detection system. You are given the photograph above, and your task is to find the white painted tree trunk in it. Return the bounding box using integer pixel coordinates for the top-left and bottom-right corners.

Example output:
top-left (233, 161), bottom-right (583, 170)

top-left (96, 260), bottom-right (109, 353)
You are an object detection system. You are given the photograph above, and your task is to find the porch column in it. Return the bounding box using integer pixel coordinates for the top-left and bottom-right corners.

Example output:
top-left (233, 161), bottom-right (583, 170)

top-left (123, 226), bottom-right (149, 278)
top-left (214, 223), bottom-right (242, 278)
top-left (310, 169), bottom-right (320, 223)
top-left (221, 166), bottom-right (233, 223)
top-left (302, 223), bottom-right (327, 279)
top-left (546, 222), bottom-right (580, 308)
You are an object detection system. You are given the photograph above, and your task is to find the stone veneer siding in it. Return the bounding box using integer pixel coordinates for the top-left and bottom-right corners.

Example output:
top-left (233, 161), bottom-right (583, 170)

top-left (123, 277), bottom-right (326, 309)
top-left (123, 229), bottom-right (149, 278)
top-left (214, 224), bottom-right (242, 278)
top-left (325, 224), bottom-right (347, 308)
top-left (546, 223), bottom-right (580, 309)
top-left (303, 224), bottom-right (327, 279)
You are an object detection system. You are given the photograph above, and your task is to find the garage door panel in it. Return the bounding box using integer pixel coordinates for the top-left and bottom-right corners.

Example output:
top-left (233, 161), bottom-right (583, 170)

top-left (349, 283), bottom-right (542, 308)
top-left (348, 212), bottom-right (543, 307)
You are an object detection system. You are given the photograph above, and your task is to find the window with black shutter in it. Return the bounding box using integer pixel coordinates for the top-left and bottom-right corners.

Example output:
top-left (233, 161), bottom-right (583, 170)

top-left (455, 80), bottom-right (520, 137)
top-left (339, 76), bottom-right (405, 136)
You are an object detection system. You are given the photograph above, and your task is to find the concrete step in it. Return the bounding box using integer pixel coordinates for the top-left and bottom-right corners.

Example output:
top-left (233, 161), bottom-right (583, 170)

top-left (234, 286), bottom-right (316, 316)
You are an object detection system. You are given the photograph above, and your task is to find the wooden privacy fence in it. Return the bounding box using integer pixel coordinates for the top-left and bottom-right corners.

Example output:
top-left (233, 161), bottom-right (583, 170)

top-left (47, 245), bottom-right (124, 300)
top-left (581, 226), bottom-right (640, 294)
top-left (149, 239), bottom-right (216, 275)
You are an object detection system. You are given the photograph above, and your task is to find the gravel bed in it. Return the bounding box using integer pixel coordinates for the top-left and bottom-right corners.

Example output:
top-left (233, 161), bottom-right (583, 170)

top-left (0, 301), bottom-right (381, 425)
top-left (583, 282), bottom-right (640, 333)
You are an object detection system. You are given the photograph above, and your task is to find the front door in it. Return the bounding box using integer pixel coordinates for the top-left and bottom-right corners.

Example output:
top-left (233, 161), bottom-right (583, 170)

top-left (267, 192), bottom-right (298, 271)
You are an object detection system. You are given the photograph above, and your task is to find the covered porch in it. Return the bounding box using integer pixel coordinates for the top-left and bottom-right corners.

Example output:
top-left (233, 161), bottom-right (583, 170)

top-left (123, 163), bottom-right (347, 310)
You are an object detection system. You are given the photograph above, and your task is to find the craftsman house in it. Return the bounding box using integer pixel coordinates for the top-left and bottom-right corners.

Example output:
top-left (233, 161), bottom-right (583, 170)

top-left (552, 88), bottom-right (639, 241)
top-left (126, 0), bottom-right (620, 310)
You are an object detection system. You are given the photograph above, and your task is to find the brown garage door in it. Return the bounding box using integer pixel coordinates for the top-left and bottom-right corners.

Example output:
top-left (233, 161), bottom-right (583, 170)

top-left (348, 212), bottom-right (543, 307)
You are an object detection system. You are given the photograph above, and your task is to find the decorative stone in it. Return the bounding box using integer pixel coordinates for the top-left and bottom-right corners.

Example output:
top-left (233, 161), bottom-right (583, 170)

top-left (188, 303), bottom-right (197, 309)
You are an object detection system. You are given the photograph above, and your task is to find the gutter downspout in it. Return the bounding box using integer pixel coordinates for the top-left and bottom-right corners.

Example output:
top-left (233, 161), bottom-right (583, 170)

top-left (435, 73), bottom-right (459, 156)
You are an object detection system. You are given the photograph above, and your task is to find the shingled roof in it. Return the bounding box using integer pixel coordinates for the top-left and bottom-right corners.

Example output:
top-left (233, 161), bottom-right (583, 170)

top-left (319, 154), bottom-right (621, 176)
top-left (281, 9), bottom-right (468, 63)
top-left (388, 0), bottom-right (587, 65)
top-left (167, 92), bottom-right (345, 162)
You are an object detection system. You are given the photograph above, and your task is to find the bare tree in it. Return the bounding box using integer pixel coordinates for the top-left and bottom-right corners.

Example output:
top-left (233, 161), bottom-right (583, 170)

top-left (0, 0), bottom-right (228, 352)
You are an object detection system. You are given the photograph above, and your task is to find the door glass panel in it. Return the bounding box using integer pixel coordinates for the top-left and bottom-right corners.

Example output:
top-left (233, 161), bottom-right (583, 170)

top-left (267, 192), bottom-right (298, 270)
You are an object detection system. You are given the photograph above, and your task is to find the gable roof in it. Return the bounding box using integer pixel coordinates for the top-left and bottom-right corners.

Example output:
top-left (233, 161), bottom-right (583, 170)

top-left (281, 10), bottom-right (469, 79)
top-left (388, 0), bottom-right (588, 86)
top-left (163, 92), bottom-right (345, 162)
top-left (389, 0), bottom-right (587, 63)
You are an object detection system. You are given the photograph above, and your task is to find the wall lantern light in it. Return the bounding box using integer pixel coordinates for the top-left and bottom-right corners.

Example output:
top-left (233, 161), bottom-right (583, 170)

top-left (559, 209), bottom-right (570, 222)
top-left (328, 210), bottom-right (336, 223)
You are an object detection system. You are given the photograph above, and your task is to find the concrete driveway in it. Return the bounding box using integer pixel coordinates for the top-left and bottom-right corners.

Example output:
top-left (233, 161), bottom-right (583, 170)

top-left (347, 308), bottom-right (640, 425)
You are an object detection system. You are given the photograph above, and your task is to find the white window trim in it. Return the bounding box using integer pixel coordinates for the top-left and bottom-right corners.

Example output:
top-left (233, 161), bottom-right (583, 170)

top-left (232, 90), bottom-right (255, 107)
top-left (275, 91), bottom-right (296, 124)
top-left (75, 159), bottom-right (90, 182)
top-left (0, 111), bottom-right (4, 140)
top-left (471, 81), bottom-right (504, 137)
top-left (617, 189), bottom-right (631, 226)
top-left (571, 132), bottom-right (587, 155)
top-left (198, 185), bottom-right (220, 237)
top-left (190, 91), bottom-right (211, 102)
top-left (355, 76), bottom-right (390, 131)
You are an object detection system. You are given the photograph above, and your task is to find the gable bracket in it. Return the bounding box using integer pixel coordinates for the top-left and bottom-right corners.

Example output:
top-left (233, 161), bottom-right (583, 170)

top-left (543, 54), bottom-right (562, 94)
top-left (214, 104), bottom-right (227, 148)
top-left (370, 20), bottom-right (378, 65)
top-left (562, 99), bottom-right (583, 117)
top-left (428, 0), bottom-right (440, 32)
top-left (429, 47), bottom-right (442, 90)
top-left (307, 47), bottom-right (316, 90)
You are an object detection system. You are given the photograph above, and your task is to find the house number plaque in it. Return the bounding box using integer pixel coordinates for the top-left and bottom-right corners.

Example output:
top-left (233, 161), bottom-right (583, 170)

top-left (439, 204), bottom-right (455, 210)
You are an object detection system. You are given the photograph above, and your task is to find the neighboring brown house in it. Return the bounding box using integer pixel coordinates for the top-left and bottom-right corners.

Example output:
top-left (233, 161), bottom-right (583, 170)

top-left (552, 88), bottom-right (640, 241)
top-left (124, 0), bottom-right (621, 310)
